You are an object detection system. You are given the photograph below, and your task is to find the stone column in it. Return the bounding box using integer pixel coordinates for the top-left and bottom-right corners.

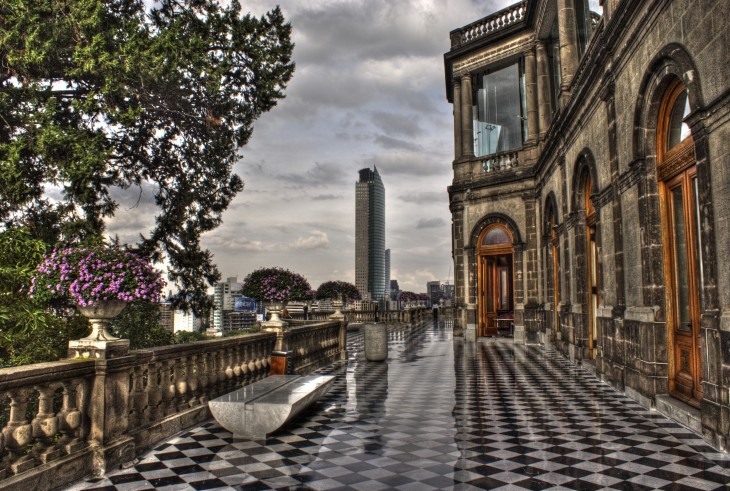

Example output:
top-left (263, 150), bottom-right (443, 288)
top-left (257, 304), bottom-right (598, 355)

top-left (535, 41), bottom-right (552, 137)
top-left (453, 79), bottom-right (463, 159)
top-left (460, 74), bottom-right (474, 157)
top-left (557, 0), bottom-right (579, 105)
top-left (524, 45), bottom-right (538, 142)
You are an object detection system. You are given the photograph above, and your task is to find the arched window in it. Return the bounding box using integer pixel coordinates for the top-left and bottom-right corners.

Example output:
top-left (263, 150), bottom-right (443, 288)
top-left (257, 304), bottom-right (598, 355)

top-left (657, 78), bottom-right (702, 406)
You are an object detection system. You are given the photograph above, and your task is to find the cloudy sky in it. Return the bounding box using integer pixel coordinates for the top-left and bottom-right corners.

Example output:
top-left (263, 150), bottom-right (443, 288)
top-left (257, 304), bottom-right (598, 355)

top-left (108, 0), bottom-right (517, 293)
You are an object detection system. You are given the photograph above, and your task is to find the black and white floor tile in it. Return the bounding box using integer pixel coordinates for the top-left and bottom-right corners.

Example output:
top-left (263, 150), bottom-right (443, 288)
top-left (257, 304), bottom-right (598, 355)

top-left (68, 320), bottom-right (730, 490)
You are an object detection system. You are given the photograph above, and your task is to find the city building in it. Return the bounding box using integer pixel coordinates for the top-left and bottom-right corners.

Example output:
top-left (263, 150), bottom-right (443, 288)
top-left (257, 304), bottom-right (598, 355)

top-left (173, 309), bottom-right (202, 333)
top-left (355, 167), bottom-right (386, 301)
top-left (158, 302), bottom-right (173, 333)
top-left (444, 0), bottom-right (729, 449)
top-left (384, 249), bottom-right (391, 299)
top-left (212, 276), bottom-right (243, 331)
top-left (389, 280), bottom-right (400, 301)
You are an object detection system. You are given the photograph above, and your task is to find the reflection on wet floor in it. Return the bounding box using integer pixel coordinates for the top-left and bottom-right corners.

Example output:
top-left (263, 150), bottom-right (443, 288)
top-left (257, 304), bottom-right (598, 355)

top-left (71, 318), bottom-right (730, 490)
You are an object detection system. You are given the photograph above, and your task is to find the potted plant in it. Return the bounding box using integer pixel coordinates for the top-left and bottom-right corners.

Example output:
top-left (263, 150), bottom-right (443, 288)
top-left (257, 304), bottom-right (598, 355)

top-left (241, 267), bottom-right (311, 328)
top-left (30, 244), bottom-right (165, 341)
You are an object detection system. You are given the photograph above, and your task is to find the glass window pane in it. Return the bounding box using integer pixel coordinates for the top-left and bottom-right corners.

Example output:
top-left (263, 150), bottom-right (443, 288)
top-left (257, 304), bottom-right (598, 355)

top-left (483, 227), bottom-right (511, 245)
top-left (667, 90), bottom-right (691, 149)
top-left (671, 185), bottom-right (691, 330)
top-left (473, 63), bottom-right (524, 156)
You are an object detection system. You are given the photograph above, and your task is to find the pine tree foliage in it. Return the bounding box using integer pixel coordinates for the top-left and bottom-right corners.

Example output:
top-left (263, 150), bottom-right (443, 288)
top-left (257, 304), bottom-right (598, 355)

top-left (0, 0), bottom-right (295, 315)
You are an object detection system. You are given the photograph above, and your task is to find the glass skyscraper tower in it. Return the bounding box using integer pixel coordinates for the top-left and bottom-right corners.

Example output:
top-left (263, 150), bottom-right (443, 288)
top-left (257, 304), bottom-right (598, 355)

top-left (355, 167), bottom-right (385, 300)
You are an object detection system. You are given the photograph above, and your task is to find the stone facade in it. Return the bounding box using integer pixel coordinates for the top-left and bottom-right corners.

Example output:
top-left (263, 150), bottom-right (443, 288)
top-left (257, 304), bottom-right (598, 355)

top-left (445, 0), bottom-right (730, 449)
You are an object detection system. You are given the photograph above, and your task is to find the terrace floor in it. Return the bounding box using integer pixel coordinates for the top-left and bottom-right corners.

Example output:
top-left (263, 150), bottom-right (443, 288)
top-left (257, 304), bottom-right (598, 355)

top-left (69, 319), bottom-right (730, 490)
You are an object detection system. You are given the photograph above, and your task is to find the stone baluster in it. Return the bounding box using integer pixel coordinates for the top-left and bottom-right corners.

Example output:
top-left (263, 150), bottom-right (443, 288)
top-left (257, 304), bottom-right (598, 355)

top-left (161, 359), bottom-right (175, 416)
top-left (175, 356), bottom-right (189, 411)
top-left (224, 347), bottom-right (234, 392)
top-left (57, 379), bottom-right (84, 455)
top-left (254, 343), bottom-right (264, 381)
top-left (186, 355), bottom-right (198, 408)
top-left (234, 345), bottom-right (245, 387)
top-left (146, 362), bottom-right (161, 422)
top-left (129, 365), bottom-right (145, 428)
top-left (199, 351), bottom-right (212, 403)
top-left (213, 349), bottom-right (224, 398)
top-left (241, 344), bottom-right (251, 385)
top-left (31, 385), bottom-right (61, 464)
top-left (3, 389), bottom-right (35, 474)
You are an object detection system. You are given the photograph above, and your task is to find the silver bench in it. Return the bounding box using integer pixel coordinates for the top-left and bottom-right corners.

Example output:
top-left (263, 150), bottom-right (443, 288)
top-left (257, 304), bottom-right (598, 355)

top-left (208, 374), bottom-right (335, 439)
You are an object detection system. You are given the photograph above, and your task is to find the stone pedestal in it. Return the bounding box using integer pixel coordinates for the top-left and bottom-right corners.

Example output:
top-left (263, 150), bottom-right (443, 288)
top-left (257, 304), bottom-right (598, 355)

top-left (68, 339), bottom-right (130, 360)
top-left (363, 323), bottom-right (387, 361)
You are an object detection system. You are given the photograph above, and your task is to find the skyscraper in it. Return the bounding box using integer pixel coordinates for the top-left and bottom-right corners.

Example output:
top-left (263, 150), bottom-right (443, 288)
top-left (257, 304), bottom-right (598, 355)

top-left (355, 167), bottom-right (385, 300)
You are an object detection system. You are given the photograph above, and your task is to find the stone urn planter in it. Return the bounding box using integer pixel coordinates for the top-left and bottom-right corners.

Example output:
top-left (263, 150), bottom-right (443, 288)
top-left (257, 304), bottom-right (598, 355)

top-left (76, 299), bottom-right (127, 341)
top-left (363, 323), bottom-right (387, 362)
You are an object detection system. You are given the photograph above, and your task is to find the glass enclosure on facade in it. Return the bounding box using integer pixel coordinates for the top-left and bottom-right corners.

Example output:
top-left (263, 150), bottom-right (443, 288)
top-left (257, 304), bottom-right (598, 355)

top-left (472, 60), bottom-right (527, 157)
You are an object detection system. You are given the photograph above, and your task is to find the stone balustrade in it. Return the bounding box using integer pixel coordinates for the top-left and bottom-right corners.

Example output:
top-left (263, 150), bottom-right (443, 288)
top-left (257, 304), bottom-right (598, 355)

top-left (282, 321), bottom-right (345, 374)
top-left (0, 319), bottom-right (348, 491)
top-left (482, 150), bottom-right (519, 173)
top-left (451, 1), bottom-right (527, 46)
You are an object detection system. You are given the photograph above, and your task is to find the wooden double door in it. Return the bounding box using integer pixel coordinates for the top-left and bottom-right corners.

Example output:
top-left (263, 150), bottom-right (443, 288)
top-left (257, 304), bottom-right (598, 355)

top-left (478, 252), bottom-right (513, 337)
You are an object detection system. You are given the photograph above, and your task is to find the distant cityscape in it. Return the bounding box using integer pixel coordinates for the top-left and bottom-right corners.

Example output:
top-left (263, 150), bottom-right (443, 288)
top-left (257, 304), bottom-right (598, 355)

top-left (158, 166), bottom-right (453, 335)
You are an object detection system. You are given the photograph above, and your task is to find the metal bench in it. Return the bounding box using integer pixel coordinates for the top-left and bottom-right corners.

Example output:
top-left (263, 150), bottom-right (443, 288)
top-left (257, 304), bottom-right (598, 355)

top-left (208, 374), bottom-right (335, 439)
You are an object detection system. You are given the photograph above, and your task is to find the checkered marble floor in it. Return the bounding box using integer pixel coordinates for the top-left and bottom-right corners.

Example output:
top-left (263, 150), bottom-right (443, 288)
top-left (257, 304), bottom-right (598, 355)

top-left (68, 319), bottom-right (730, 490)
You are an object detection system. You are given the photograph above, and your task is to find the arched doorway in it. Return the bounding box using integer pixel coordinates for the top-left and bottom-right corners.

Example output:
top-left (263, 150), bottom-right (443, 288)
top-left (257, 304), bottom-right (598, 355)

top-left (657, 79), bottom-right (703, 406)
top-left (477, 224), bottom-right (514, 337)
top-left (582, 170), bottom-right (599, 357)
top-left (545, 198), bottom-right (560, 339)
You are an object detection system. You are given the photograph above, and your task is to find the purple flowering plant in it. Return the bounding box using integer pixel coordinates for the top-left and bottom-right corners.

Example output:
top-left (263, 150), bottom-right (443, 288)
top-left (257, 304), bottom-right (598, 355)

top-left (241, 267), bottom-right (311, 304)
top-left (29, 245), bottom-right (165, 307)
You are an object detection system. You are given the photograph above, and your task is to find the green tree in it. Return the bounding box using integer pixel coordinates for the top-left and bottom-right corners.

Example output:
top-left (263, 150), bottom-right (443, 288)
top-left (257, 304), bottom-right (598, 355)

top-left (0, 0), bottom-right (295, 316)
top-left (0, 227), bottom-right (87, 366)
top-left (109, 301), bottom-right (174, 349)
top-left (315, 280), bottom-right (361, 301)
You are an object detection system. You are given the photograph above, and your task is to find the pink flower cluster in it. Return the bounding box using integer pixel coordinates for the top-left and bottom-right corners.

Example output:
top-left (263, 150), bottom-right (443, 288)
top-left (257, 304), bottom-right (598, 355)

top-left (29, 245), bottom-right (166, 307)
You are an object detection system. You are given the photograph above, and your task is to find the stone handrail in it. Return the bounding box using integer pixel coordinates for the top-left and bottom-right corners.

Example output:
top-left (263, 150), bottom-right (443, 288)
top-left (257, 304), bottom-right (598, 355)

top-left (0, 320), bottom-right (348, 491)
top-left (451, 1), bottom-right (527, 47)
top-left (482, 150), bottom-right (519, 173)
top-left (283, 321), bottom-right (344, 375)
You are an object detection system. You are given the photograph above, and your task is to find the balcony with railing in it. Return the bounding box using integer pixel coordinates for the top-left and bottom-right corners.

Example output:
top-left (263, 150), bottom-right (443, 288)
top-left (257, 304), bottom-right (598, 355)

top-left (450, 1), bottom-right (528, 47)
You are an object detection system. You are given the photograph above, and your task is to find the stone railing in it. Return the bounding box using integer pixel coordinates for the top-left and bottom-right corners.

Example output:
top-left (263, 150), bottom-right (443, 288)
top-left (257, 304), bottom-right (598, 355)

top-left (344, 307), bottom-right (431, 325)
top-left (482, 150), bottom-right (519, 173)
top-left (451, 1), bottom-right (527, 46)
top-left (0, 319), bottom-right (348, 491)
top-left (283, 321), bottom-right (344, 375)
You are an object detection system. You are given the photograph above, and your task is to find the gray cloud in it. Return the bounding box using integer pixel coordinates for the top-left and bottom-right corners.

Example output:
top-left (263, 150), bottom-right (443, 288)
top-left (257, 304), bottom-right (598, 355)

top-left (365, 152), bottom-right (445, 177)
top-left (311, 194), bottom-right (343, 201)
top-left (416, 217), bottom-right (447, 229)
top-left (374, 134), bottom-right (422, 151)
top-left (290, 231), bottom-right (330, 250)
top-left (399, 191), bottom-right (447, 204)
top-left (277, 162), bottom-right (350, 188)
top-left (371, 111), bottom-right (421, 138)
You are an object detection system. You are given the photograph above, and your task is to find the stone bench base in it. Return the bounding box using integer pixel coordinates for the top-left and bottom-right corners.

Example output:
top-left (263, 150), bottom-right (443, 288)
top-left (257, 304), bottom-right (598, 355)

top-left (208, 374), bottom-right (335, 439)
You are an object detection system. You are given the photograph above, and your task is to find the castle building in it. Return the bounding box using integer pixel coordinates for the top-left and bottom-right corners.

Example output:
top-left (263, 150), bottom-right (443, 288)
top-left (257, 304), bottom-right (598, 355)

top-left (445, 0), bottom-right (729, 449)
top-left (355, 167), bottom-right (386, 300)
